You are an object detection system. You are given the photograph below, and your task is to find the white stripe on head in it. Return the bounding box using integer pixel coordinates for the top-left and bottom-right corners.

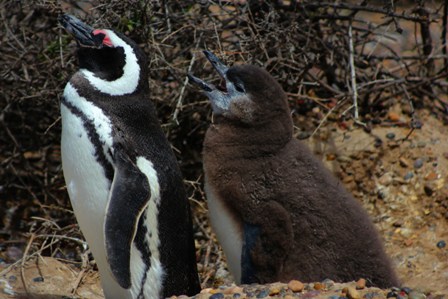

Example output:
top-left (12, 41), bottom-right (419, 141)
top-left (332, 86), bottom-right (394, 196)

top-left (81, 30), bottom-right (140, 96)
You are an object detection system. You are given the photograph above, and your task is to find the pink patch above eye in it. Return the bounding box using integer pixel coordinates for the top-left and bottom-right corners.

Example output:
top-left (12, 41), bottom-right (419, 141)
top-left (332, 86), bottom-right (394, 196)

top-left (93, 29), bottom-right (113, 47)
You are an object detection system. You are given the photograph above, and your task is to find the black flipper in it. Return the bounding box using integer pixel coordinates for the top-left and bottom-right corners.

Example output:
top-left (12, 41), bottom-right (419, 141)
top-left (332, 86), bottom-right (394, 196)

top-left (104, 150), bottom-right (150, 289)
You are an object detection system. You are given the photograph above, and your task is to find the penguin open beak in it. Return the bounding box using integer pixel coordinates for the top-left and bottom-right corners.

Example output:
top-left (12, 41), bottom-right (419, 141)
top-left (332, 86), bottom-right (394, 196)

top-left (188, 51), bottom-right (235, 115)
top-left (203, 50), bottom-right (229, 79)
top-left (59, 14), bottom-right (102, 48)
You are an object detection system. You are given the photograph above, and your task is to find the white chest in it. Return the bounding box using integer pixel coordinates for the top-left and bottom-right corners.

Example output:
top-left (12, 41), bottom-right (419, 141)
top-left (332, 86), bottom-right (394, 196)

top-left (204, 179), bottom-right (243, 283)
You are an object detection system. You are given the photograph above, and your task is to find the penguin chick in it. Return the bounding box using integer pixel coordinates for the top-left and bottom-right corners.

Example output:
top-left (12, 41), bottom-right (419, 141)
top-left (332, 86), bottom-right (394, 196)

top-left (59, 14), bottom-right (200, 298)
top-left (188, 51), bottom-right (399, 288)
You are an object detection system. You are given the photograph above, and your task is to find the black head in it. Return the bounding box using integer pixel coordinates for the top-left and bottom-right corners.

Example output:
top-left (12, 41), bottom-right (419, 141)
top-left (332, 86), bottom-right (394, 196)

top-left (59, 14), bottom-right (145, 82)
top-left (188, 51), bottom-right (290, 126)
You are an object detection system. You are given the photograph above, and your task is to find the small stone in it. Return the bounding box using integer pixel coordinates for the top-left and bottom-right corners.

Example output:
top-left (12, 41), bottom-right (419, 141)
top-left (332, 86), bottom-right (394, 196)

top-left (322, 279), bottom-right (335, 289)
top-left (436, 240), bottom-right (446, 248)
top-left (417, 141), bottom-right (426, 148)
top-left (408, 291), bottom-right (426, 299)
top-left (413, 158), bottom-right (424, 169)
top-left (425, 172), bottom-right (438, 181)
top-left (326, 154), bottom-right (337, 161)
top-left (399, 158), bottom-right (409, 168)
top-left (209, 293), bottom-right (224, 299)
top-left (256, 289), bottom-right (269, 298)
top-left (374, 138), bottom-right (383, 148)
top-left (233, 294), bottom-right (241, 299)
top-left (386, 133), bottom-right (396, 139)
top-left (364, 292), bottom-right (383, 299)
top-left (404, 172), bottom-right (414, 180)
top-left (356, 278), bottom-right (366, 289)
top-left (388, 112), bottom-right (401, 121)
top-left (346, 287), bottom-right (360, 299)
top-left (314, 282), bottom-right (324, 290)
top-left (288, 280), bottom-right (304, 292)
top-left (8, 275), bottom-right (17, 282)
top-left (387, 291), bottom-right (397, 298)
top-left (269, 284), bottom-right (282, 295)
top-left (424, 185), bottom-right (433, 196)
top-left (404, 239), bottom-right (414, 246)
top-left (397, 294), bottom-right (407, 299)
top-left (33, 276), bottom-right (44, 282)
top-left (401, 287), bottom-right (412, 294)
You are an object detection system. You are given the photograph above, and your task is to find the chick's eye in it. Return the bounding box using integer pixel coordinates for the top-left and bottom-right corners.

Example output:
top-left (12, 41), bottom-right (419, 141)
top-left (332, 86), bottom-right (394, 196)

top-left (234, 81), bottom-right (245, 93)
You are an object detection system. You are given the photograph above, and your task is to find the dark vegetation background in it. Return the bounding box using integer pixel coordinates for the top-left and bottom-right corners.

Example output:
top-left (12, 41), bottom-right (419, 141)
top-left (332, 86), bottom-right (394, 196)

top-left (1, 0), bottom-right (448, 290)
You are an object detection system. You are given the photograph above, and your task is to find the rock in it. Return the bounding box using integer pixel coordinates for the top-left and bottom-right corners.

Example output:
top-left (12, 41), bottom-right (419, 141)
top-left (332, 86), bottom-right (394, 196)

top-left (388, 111), bottom-right (401, 121)
top-left (355, 278), bottom-right (366, 289)
top-left (268, 283), bottom-right (282, 295)
top-left (399, 158), bottom-right (409, 167)
top-left (346, 286), bottom-right (361, 299)
top-left (424, 185), bottom-right (434, 196)
top-left (209, 292), bottom-right (224, 299)
top-left (409, 291), bottom-right (426, 299)
top-left (401, 287), bottom-right (412, 294)
top-left (314, 282), bottom-right (324, 290)
top-left (404, 172), bottom-right (414, 180)
top-left (424, 172), bottom-right (438, 181)
top-left (436, 240), bottom-right (446, 248)
top-left (417, 141), bottom-right (426, 148)
top-left (256, 289), bottom-right (269, 298)
top-left (288, 280), bottom-right (304, 292)
top-left (386, 132), bottom-right (396, 139)
top-left (413, 158), bottom-right (424, 169)
top-left (32, 276), bottom-right (44, 282)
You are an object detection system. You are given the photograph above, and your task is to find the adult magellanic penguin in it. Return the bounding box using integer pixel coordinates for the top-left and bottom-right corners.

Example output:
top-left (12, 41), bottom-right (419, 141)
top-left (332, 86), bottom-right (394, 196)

top-left (58, 14), bottom-right (200, 298)
top-left (188, 51), bottom-right (399, 288)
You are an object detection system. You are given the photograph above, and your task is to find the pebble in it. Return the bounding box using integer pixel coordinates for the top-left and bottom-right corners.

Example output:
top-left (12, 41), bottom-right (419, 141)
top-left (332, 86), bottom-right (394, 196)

top-left (256, 289), bottom-right (269, 298)
top-left (209, 293), bottom-right (224, 299)
top-left (424, 185), bottom-right (433, 196)
top-left (388, 112), bottom-right (401, 121)
top-left (399, 158), bottom-right (409, 168)
top-left (8, 275), bottom-right (16, 282)
top-left (413, 158), bottom-right (424, 169)
top-left (408, 291), bottom-right (426, 299)
top-left (355, 278), bottom-right (366, 289)
top-left (288, 280), bottom-right (304, 292)
top-left (268, 284), bottom-right (281, 296)
top-left (436, 240), bottom-right (446, 248)
top-left (387, 291), bottom-right (397, 298)
top-left (386, 132), bottom-right (396, 139)
top-left (322, 279), bottom-right (335, 289)
top-left (374, 138), bottom-right (383, 148)
top-left (314, 282), bottom-right (324, 290)
top-left (401, 287), bottom-right (412, 294)
top-left (424, 172), bottom-right (438, 181)
top-left (364, 292), bottom-right (382, 299)
top-left (32, 276), bottom-right (44, 282)
top-left (417, 141), bottom-right (426, 148)
top-left (346, 287), bottom-right (360, 299)
top-left (404, 172), bottom-right (414, 180)
top-left (233, 294), bottom-right (241, 299)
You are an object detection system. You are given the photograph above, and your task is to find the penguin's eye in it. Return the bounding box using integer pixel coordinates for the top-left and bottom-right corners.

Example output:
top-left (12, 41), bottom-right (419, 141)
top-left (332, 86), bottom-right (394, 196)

top-left (234, 81), bottom-right (245, 93)
top-left (92, 29), bottom-right (113, 47)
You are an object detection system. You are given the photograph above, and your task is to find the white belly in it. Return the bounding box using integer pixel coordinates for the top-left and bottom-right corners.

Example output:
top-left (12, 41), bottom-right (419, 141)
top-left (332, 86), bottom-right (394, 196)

top-left (61, 103), bottom-right (132, 298)
top-left (204, 179), bottom-right (243, 283)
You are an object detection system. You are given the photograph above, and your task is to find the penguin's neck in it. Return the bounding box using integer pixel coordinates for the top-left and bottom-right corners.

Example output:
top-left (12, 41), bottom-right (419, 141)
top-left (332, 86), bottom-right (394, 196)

top-left (204, 117), bottom-right (293, 159)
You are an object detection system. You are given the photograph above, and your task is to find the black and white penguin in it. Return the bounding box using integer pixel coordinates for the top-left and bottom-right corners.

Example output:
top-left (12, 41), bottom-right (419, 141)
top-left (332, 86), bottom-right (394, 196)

top-left (188, 51), bottom-right (399, 288)
top-left (59, 14), bottom-right (200, 298)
